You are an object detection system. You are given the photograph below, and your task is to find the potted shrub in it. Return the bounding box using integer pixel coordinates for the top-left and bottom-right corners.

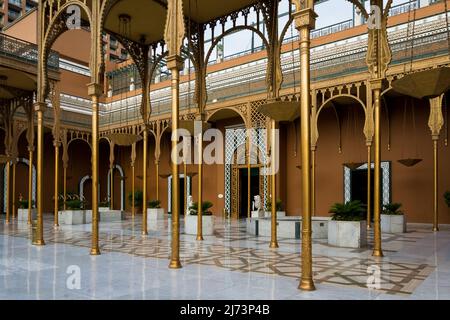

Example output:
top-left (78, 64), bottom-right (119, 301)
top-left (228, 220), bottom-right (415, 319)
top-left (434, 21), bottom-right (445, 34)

top-left (17, 194), bottom-right (35, 222)
top-left (184, 201), bottom-right (214, 236)
top-left (128, 190), bottom-right (143, 213)
top-left (328, 200), bottom-right (367, 248)
top-left (381, 203), bottom-right (406, 233)
top-left (444, 191), bottom-right (450, 208)
top-left (265, 199), bottom-right (286, 218)
top-left (58, 194), bottom-right (90, 225)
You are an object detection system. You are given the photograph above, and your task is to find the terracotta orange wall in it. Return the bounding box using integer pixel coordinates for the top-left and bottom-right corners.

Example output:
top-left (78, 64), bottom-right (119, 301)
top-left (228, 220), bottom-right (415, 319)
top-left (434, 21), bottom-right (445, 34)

top-left (284, 97), bottom-right (450, 225)
top-left (3, 10), bottom-right (37, 43)
top-left (59, 69), bottom-right (91, 99)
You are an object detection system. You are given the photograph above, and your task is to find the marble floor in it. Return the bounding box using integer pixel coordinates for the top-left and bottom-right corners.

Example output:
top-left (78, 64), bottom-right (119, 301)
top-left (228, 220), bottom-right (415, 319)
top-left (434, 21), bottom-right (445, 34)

top-left (0, 214), bottom-right (449, 300)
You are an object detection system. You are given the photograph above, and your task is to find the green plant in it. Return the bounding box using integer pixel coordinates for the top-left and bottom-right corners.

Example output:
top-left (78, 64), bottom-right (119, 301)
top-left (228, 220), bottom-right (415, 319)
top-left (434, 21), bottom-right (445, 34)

top-left (266, 199), bottom-right (283, 212)
top-left (329, 200), bottom-right (366, 221)
top-left (18, 199), bottom-right (35, 209)
top-left (66, 200), bottom-right (84, 210)
top-left (128, 190), bottom-right (143, 207)
top-left (444, 191), bottom-right (450, 208)
top-left (148, 200), bottom-right (161, 209)
top-left (189, 201), bottom-right (213, 216)
top-left (382, 203), bottom-right (403, 215)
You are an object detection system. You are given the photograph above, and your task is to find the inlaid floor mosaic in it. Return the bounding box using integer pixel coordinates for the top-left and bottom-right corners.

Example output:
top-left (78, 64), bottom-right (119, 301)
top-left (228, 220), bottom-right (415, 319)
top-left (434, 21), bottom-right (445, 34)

top-left (0, 215), bottom-right (438, 297)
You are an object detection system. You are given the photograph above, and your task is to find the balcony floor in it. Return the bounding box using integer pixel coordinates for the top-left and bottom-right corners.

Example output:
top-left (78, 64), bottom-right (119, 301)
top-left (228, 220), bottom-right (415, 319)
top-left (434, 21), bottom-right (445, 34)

top-left (0, 215), bottom-right (449, 300)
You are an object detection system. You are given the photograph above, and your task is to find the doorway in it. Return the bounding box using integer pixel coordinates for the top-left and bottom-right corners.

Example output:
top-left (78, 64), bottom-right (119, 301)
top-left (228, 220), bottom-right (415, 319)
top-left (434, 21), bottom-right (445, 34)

top-left (350, 168), bottom-right (378, 218)
top-left (239, 167), bottom-right (259, 218)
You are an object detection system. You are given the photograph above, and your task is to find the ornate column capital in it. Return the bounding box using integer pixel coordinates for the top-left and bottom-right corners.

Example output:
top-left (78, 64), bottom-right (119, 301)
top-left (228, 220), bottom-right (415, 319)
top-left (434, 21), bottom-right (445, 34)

top-left (87, 83), bottom-right (103, 97)
top-left (33, 102), bottom-right (47, 113)
top-left (166, 55), bottom-right (184, 71)
top-left (428, 95), bottom-right (444, 140)
top-left (293, 8), bottom-right (317, 30)
top-left (369, 79), bottom-right (383, 90)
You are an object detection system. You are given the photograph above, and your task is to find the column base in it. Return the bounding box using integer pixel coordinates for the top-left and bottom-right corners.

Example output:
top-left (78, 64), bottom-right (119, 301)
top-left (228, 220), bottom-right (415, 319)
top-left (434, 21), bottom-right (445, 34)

top-left (269, 241), bottom-right (279, 249)
top-left (367, 224), bottom-right (372, 230)
top-left (169, 260), bottom-right (182, 269)
top-left (196, 235), bottom-right (204, 241)
top-left (372, 249), bottom-right (384, 257)
top-left (32, 239), bottom-right (45, 246)
top-left (298, 279), bottom-right (316, 291)
top-left (433, 226), bottom-right (439, 232)
top-left (142, 230), bottom-right (148, 236)
top-left (90, 248), bottom-right (101, 255)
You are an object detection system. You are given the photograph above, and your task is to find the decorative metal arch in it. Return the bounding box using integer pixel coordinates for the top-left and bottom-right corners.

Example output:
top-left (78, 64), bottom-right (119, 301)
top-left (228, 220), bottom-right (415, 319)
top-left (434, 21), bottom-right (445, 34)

top-left (3, 158), bottom-right (36, 212)
top-left (107, 163), bottom-right (125, 210)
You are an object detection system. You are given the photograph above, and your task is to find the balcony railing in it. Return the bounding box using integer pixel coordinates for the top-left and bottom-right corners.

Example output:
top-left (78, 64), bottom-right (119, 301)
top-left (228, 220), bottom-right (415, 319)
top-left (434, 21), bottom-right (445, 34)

top-left (388, 0), bottom-right (420, 16)
top-left (0, 32), bottom-right (59, 70)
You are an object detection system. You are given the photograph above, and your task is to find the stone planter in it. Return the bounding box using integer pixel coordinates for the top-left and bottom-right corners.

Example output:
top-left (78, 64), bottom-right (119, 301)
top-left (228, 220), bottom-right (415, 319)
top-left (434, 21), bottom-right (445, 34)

top-left (147, 208), bottom-right (165, 220)
top-left (328, 220), bottom-right (367, 248)
top-left (381, 214), bottom-right (406, 233)
top-left (251, 210), bottom-right (264, 218)
top-left (147, 208), bottom-right (165, 230)
top-left (184, 214), bottom-right (214, 236)
top-left (58, 210), bottom-right (91, 225)
top-left (17, 208), bottom-right (36, 222)
top-left (99, 210), bottom-right (125, 222)
top-left (264, 211), bottom-right (286, 218)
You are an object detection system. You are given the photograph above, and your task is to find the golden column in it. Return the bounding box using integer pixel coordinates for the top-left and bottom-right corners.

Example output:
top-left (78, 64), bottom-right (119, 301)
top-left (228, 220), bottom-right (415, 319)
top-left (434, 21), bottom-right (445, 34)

top-left (311, 146), bottom-right (316, 216)
top-left (63, 167), bottom-right (67, 210)
top-left (33, 102), bottom-right (46, 246)
top-left (5, 161), bottom-right (10, 224)
top-left (428, 95), bottom-right (444, 232)
top-left (293, 3), bottom-right (317, 291)
top-left (371, 79), bottom-right (383, 257)
top-left (197, 129), bottom-right (204, 241)
top-left (165, 0), bottom-right (185, 269)
top-left (167, 55), bottom-right (183, 269)
top-left (12, 161), bottom-right (16, 220)
top-left (131, 142), bottom-right (136, 217)
top-left (109, 141), bottom-right (115, 210)
top-left (88, 83), bottom-right (102, 255)
top-left (142, 129), bottom-right (148, 235)
top-left (247, 136), bottom-right (251, 219)
top-left (269, 119), bottom-right (279, 248)
top-left (27, 147), bottom-right (34, 224)
top-left (366, 144), bottom-right (372, 229)
top-left (155, 160), bottom-right (160, 201)
top-left (53, 141), bottom-right (60, 227)
top-left (110, 167), bottom-right (114, 209)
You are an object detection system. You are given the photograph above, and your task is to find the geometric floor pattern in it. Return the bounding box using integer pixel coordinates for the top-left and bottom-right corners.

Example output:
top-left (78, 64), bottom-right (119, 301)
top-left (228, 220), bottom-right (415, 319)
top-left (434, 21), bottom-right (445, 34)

top-left (0, 216), bottom-right (435, 296)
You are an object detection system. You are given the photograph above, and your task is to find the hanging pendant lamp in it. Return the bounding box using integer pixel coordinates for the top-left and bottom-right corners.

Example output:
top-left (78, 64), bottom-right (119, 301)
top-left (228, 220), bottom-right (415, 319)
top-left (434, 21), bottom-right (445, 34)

top-left (392, 67), bottom-right (450, 100)
top-left (397, 97), bottom-right (423, 167)
top-left (104, 132), bottom-right (143, 146)
top-left (257, 98), bottom-right (300, 122)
